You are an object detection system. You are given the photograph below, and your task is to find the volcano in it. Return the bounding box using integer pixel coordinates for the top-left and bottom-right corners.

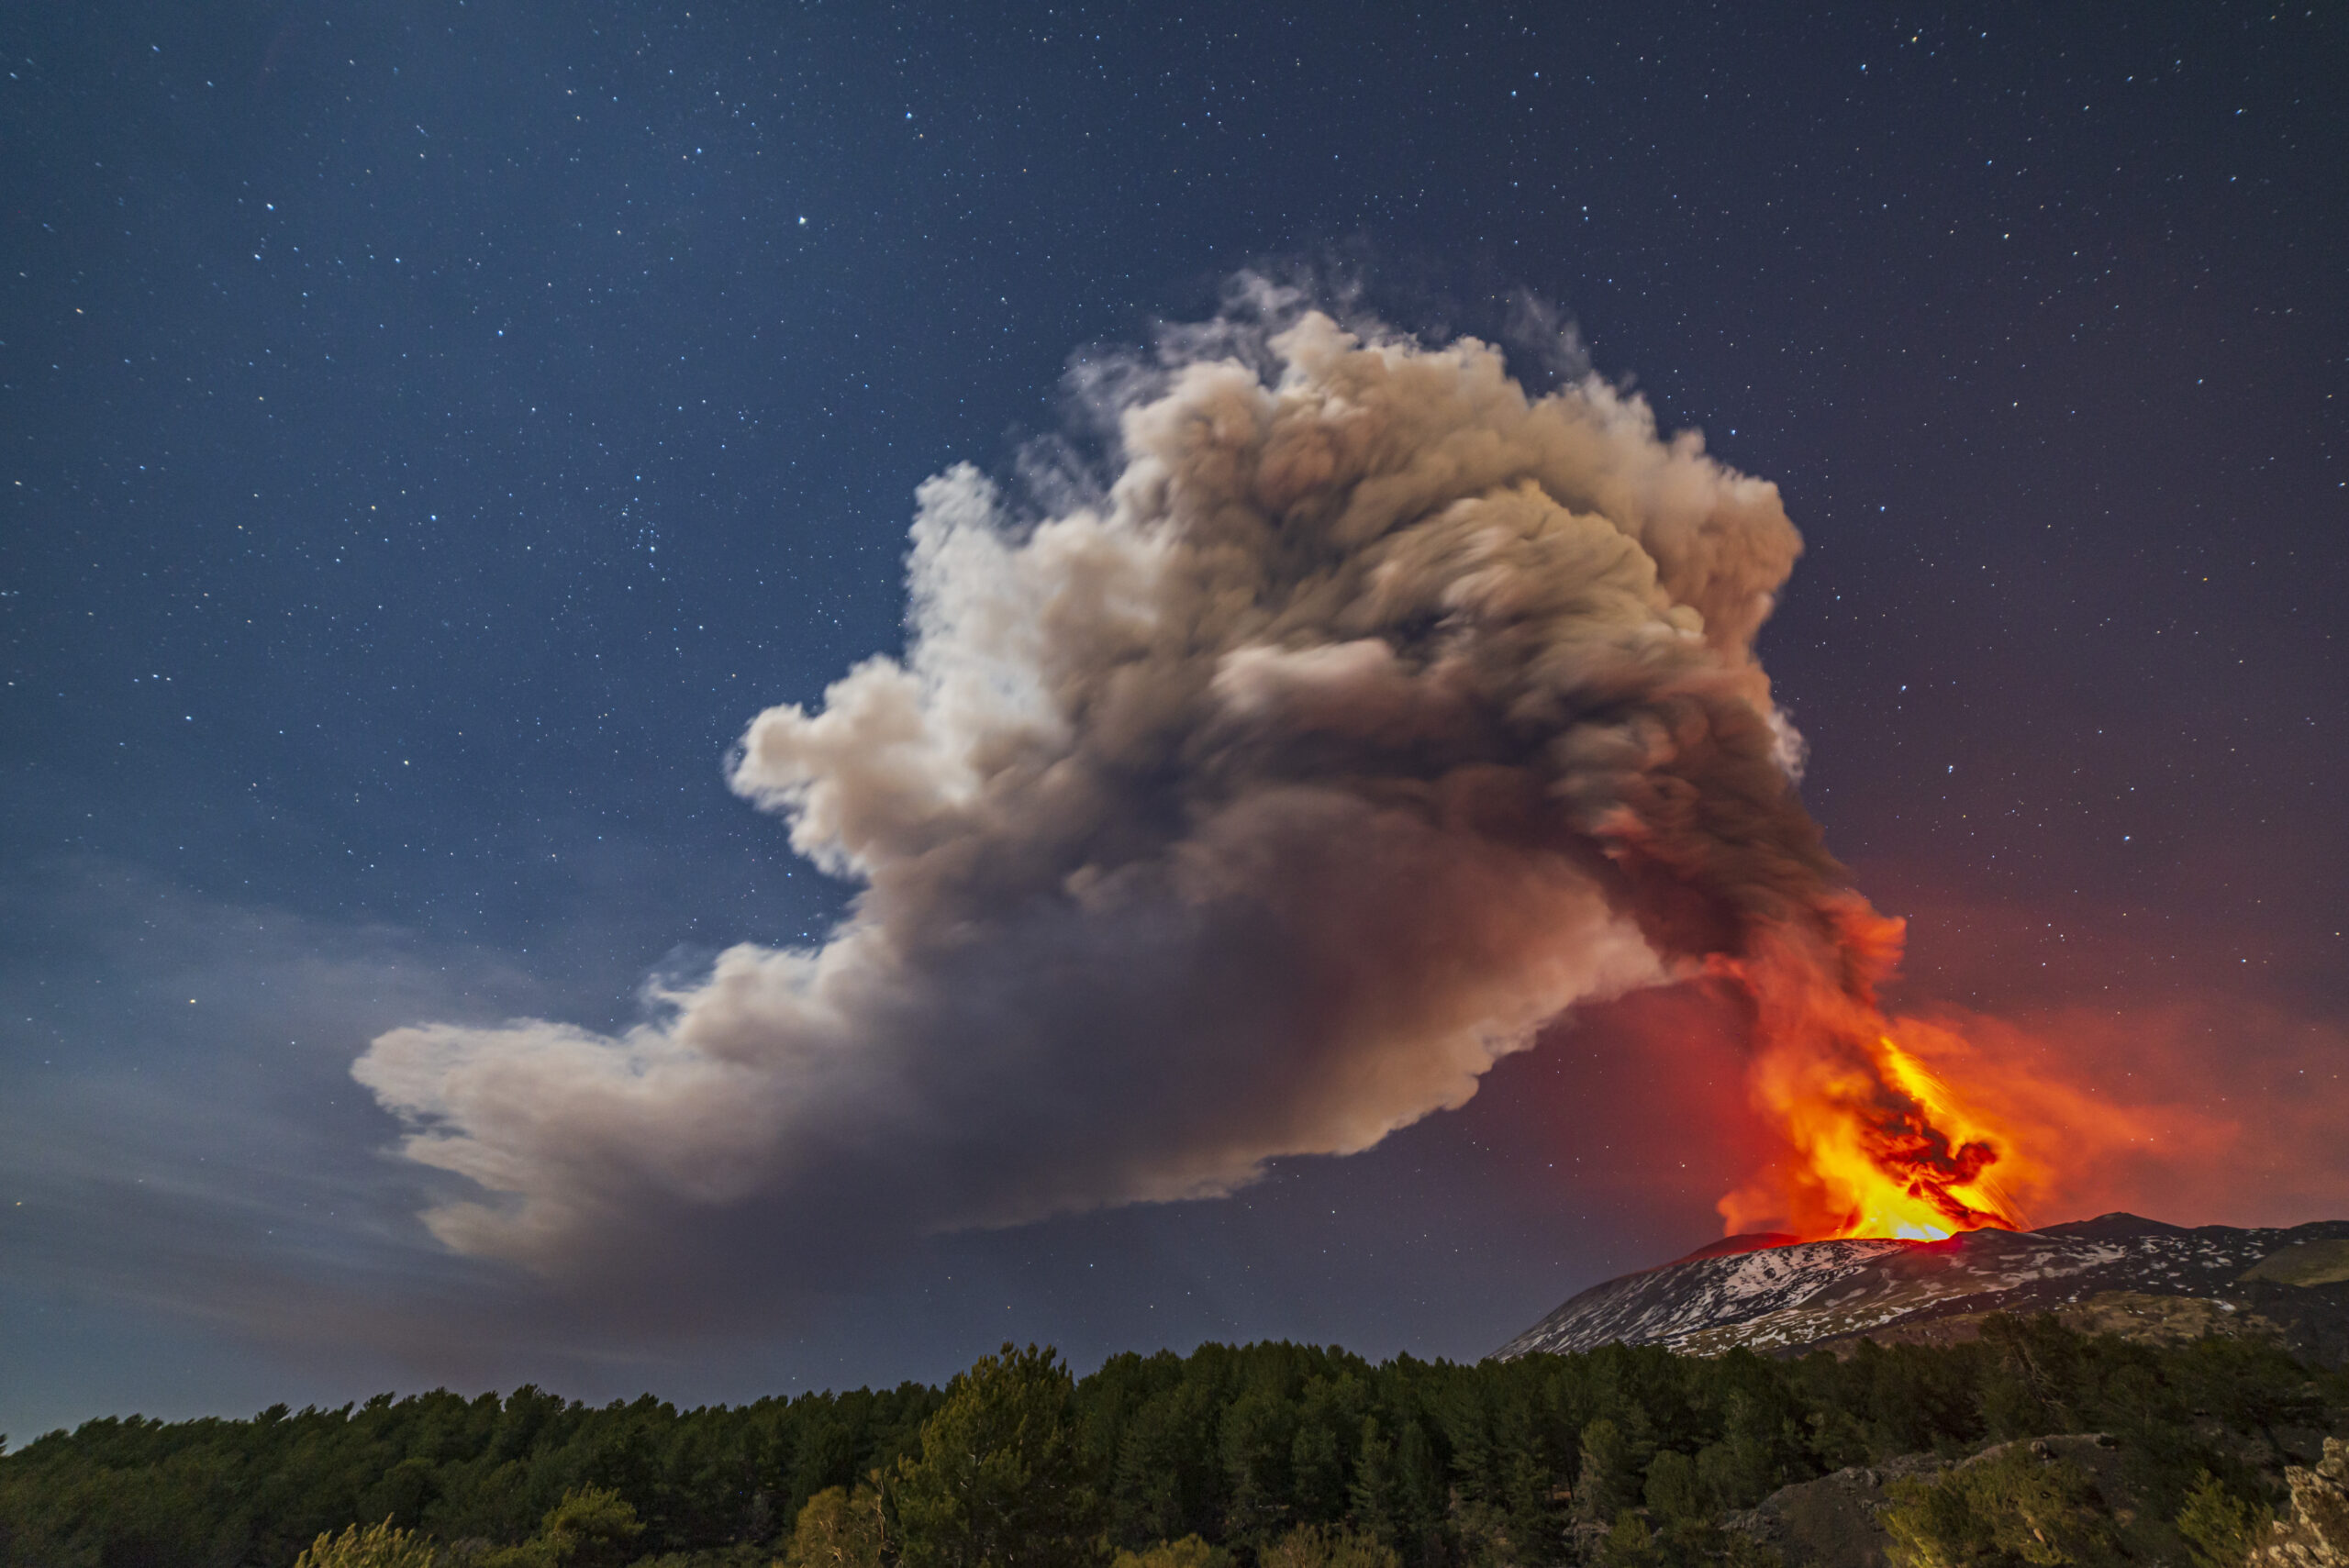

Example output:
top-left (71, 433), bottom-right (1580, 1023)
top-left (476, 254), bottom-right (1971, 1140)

top-left (1493, 1213), bottom-right (2349, 1365)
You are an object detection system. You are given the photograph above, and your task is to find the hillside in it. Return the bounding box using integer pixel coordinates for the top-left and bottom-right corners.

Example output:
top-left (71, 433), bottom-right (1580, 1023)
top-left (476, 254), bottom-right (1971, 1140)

top-left (1495, 1214), bottom-right (2349, 1365)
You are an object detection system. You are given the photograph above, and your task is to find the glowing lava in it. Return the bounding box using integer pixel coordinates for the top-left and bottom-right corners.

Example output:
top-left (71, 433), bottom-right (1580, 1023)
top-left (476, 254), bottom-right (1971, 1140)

top-left (1714, 909), bottom-right (2032, 1245)
top-left (1729, 1027), bottom-right (2029, 1243)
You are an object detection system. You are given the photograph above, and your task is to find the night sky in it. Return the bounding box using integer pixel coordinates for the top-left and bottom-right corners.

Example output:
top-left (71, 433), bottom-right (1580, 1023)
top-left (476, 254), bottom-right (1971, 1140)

top-left (5, 1), bottom-right (2345, 1440)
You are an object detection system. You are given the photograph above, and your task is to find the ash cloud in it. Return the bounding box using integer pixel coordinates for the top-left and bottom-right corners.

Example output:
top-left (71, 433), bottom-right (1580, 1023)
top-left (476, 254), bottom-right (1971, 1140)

top-left (355, 282), bottom-right (1829, 1302)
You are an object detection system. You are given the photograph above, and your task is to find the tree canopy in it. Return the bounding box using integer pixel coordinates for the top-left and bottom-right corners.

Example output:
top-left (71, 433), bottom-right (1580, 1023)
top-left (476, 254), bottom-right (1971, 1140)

top-left (0, 1316), bottom-right (2337, 1568)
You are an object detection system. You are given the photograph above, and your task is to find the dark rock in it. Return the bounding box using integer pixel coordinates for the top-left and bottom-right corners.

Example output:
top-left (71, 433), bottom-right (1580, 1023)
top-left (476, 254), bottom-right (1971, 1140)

top-left (2034, 1213), bottom-right (2196, 1242)
top-left (2243, 1280), bottom-right (2349, 1371)
top-left (1722, 1451), bottom-right (1945, 1568)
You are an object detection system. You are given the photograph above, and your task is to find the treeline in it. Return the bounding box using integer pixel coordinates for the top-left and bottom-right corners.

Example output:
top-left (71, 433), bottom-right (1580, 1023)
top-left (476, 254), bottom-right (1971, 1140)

top-left (1, 1315), bottom-right (2341, 1567)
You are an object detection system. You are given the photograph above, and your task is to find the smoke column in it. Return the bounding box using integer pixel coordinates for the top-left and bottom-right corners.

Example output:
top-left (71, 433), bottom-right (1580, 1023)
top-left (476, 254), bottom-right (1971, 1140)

top-left (355, 284), bottom-right (2007, 1300)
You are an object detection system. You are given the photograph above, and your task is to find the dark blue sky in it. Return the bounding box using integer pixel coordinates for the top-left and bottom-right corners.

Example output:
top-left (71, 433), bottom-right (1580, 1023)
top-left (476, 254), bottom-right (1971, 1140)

top-left (4, 1), bottom-right (2344, 1440)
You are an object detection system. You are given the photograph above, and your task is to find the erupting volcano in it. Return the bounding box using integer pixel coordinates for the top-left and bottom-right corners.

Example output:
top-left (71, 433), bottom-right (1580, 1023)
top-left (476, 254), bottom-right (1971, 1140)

top-left (1741, 1020), bottom-right (2025, 1244)
top-left (361, 286), bottom-right (2060, 1301)
top-left (1711, 918), bottom-right (2030, 1246)
top-left (1589, 697), bottom-right (2032, 1246)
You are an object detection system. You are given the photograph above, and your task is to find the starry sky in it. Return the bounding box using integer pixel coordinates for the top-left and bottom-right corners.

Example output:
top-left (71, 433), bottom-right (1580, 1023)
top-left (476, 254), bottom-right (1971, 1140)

top-left (4, 1), bottom-right (2344, 1440)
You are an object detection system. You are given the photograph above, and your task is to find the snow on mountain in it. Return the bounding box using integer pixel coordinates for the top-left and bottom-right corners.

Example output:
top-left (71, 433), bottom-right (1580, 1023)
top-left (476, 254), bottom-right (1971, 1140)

top-left (1493, 1214), bottom-right (2349, 1362)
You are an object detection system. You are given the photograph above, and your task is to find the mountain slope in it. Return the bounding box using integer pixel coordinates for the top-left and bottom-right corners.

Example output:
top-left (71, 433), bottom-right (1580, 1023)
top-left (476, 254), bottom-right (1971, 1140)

top-left (1494, 1214), bottom-right (2349, 1363)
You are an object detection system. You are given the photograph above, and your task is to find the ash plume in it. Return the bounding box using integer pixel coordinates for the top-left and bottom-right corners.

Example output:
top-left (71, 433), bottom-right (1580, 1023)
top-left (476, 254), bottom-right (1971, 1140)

top-left (356, 282), bottom-right (1935, 1301)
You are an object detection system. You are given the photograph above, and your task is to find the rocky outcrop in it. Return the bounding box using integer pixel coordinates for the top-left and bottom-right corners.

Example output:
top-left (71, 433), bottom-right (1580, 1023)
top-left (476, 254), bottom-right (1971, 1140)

top-left (1721, 1452), bottom-right (1945, 1568)
top-left (1722, 1436), bottom-right (2125, 1568)
top-left (2254, 1437), bottom-right (2349, 1568)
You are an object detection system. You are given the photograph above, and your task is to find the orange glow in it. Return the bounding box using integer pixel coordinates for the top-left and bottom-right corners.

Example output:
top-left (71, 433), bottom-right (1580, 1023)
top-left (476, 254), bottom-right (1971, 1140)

top-left (1758, 1029), bottom-right (2026, 1241)
top-left (1662, 892), bottom-right (2349, 1243)
top-left (1710, 906), bottom-right (2031, 1245)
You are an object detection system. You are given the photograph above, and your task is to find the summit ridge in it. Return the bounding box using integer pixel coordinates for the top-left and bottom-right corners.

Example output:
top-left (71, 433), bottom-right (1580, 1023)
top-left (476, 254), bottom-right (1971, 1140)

top-left (1494, 1213), bottom-right (2349, 1363)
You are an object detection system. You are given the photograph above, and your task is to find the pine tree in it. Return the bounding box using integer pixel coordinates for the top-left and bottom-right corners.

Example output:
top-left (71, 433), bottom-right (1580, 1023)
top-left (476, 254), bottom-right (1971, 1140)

top-left (891, 1343), bottom-right (1100, 1568)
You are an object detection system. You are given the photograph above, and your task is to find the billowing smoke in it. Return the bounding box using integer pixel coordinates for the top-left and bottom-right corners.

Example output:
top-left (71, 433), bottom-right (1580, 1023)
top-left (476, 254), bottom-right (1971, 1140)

top-left (356, 284), bottom-right (1956, 1297)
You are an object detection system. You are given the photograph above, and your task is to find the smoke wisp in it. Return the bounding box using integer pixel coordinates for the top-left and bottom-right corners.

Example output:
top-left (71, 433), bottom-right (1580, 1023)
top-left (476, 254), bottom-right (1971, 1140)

top-left (358, 284), bottom-right (1932, 1299)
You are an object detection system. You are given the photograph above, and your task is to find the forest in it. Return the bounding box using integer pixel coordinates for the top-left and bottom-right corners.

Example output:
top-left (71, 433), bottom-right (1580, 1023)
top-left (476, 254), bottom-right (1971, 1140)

top-left (1, 1315), bottom-right (2340, 1568)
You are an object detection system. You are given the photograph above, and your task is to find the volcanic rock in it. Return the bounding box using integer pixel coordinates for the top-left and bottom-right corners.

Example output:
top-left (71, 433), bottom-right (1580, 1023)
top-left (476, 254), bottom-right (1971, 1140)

top-left (1720, 1436), bottom-right (2121, 1568)
top-left (1493, 1214), bottom-right (2349, 1363)
top-left (2253, 1436), bottom-right (2349, 1568)
top-left (1719, 1450), bottom-right (1947, 1568)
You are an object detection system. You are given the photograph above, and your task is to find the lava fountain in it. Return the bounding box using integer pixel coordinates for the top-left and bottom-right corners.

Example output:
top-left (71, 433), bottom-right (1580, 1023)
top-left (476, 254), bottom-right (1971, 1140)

top-left (1708, 906), bottom-right (2029, 1243)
